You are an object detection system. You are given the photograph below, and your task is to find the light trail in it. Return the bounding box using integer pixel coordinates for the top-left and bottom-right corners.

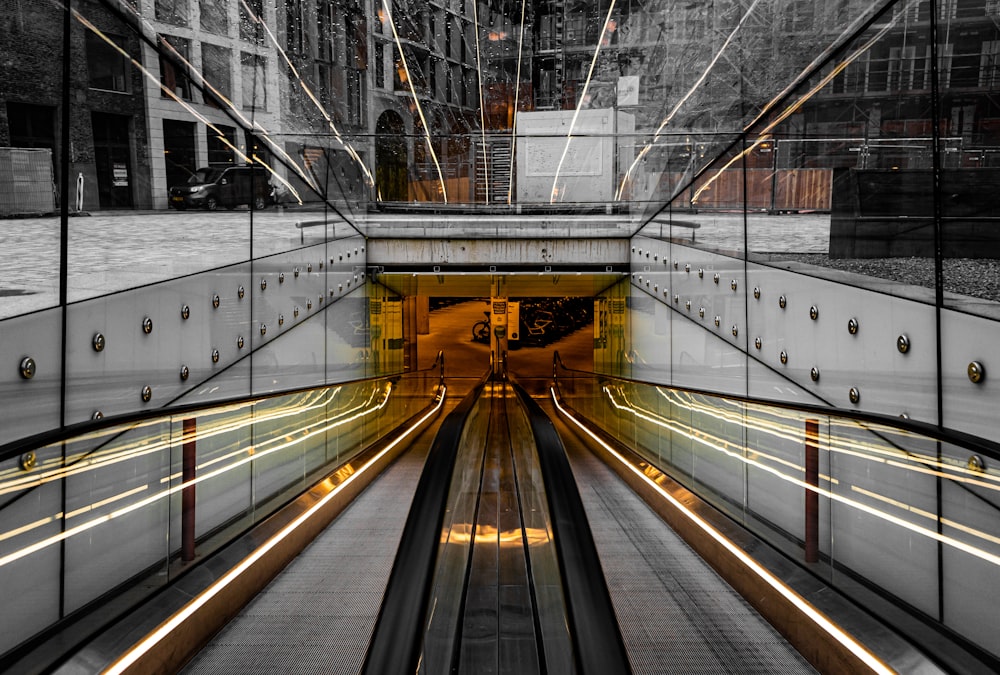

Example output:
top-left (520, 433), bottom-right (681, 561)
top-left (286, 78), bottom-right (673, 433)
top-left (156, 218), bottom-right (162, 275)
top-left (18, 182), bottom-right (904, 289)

top-left (508, 0), bottom-right (528, 204)
top-left (239, 0), bottom-right (375, 190)
top-left (552, 389), bottom-right (894, 675)
top-left (551, 0), bottom-right (618, 203)
top-left (381, 0), bottom-right (448, 202)
top-left (72, 6), bottom-right (320, 201)
top-left (616, 0), bottom-right (763, 201)
top-left (598, 385), bottom-right (1000, 568)
top-left (691, 1), bottom-right (916, 204)
top-left (0, 382), bottom-right (400, 569)
top-left (104, 388), bottom-right (446, 675)
top-left (652, 386), bottom-right (1000, 491)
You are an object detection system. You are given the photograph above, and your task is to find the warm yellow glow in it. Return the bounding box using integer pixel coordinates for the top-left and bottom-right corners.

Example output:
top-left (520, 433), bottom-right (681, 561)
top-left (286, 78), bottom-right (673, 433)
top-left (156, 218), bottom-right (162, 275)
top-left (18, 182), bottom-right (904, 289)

top-left (0, 383), bottom-right (402, 568)
top-left (599, 385), bottom-right (1000, 568)
top-left (0, 514), bottom-right (63, 544)
top-left (441, 523), bottom-right (550, 548)
top-left (66, 485), bottom-right (149, 520)
top-left (104, 389), bottom-right (446, 675)
top-left (552, 389), bottom-right (894, 675)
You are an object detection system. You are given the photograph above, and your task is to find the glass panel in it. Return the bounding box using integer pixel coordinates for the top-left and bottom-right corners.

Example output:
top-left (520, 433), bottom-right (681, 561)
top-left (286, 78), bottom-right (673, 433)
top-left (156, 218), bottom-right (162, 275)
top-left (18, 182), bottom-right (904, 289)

top-left (552, 359), bottom-right (1000, 661)
top-left (939, 3), bottom-right (1000, 319)
top-left (0, 359), bottom-right (441, 659)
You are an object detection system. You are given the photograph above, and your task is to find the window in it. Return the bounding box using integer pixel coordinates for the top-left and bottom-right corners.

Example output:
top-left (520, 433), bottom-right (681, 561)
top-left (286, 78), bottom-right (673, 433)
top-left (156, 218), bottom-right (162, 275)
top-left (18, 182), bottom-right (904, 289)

top-left (155, 0), bottom-right (188, 27)
top-left (202, 43), bottom-right (232, 107)
top-left (241, 52), bottom-right (267, 111)
top-left (939, 0), bottom-right (958, 21)
top-left (317, 0), bottom-right (337, 63)
top-left (375, 42), bottom-right (385, 88)
top-left (6, 102), bottom-right (56, 150)
top-left (317, 62), bottom-right (335, 107)
top-left (888, 45), bottom-right (917, 92)
top-left (347, 68), bottom-right (365, 126)
top-left (87, 32), bottom-right (129, 92)
top-left (286, 0), bottom-right (305, 54)
top-left (199, 0), bottom-right (227, 35)
top-left (394, 46), bottom-right (406, 91)
top-left (345, 9), bottom-right (367, 70)
top-left (159, 35), bottom-right (192, 100)
top-left (938, 42), bottom-right (954, 90)
top-left (240, 0), bottom-right (264, 44)
top-left (981, 40), bottom-right (1000, 88)
top-left (207, 124), bottom-right (237, 165)
top-left (780, 1), bottom-right (813, 33)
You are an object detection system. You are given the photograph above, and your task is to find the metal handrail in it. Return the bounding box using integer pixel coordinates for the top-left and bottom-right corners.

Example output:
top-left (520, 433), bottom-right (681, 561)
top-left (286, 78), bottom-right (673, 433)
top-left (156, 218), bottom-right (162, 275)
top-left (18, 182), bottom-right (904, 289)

top-left (0, 351), bottom-right (445, 465)
top-left (362, 365), bottom-right (492, 675)
top-left (552, 350), bottom-right (1000, 463)
top-left (508, 376), bottom-right (632, 675)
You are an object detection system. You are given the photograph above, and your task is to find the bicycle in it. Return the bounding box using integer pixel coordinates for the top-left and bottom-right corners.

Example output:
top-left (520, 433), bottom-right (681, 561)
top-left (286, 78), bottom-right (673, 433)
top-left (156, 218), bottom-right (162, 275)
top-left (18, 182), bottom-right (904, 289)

top-left (471, 311), bottom-right (491, 343)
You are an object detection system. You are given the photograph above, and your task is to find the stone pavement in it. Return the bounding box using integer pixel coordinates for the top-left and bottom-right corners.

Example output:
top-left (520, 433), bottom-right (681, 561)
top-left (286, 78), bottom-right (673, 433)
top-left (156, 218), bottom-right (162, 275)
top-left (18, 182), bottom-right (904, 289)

top-left (0, 208), bottom-right (832, 320)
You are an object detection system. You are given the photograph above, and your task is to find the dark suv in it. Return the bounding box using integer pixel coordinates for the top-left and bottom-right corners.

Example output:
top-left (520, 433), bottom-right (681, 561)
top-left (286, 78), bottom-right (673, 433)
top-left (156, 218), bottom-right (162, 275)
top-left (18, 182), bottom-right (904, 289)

top-left (169, 165), bottom-right (271, 210)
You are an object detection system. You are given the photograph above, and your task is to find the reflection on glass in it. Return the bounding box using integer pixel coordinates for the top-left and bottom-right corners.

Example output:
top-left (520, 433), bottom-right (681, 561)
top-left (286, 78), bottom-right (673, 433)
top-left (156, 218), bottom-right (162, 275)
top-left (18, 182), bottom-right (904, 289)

top-left (554, 357), bottom-right (1000, 662)
top-left (0, 358), bottom-right (441, 659)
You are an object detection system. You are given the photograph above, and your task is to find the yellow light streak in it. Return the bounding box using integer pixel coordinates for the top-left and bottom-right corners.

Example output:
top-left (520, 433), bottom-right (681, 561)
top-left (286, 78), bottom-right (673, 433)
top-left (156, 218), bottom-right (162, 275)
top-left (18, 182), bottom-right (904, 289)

top-left (692, 6), bottom-right (911, 205)
top-left (381, 0), bottom-right (448, 202)
top-left (71, 11), bottom-right (317, 201)
top-left (0, 514), bottom-right (62, 544)
top-left (652, 387), bottom-right (1000, 491)
top-left (0, 390), bottom-right (334, 497)
top-left (551, 388), bottom-right (894, 675)
top-left (66, 485), bottom-right (149, 520)
top-left (0, 382), bottom-right (401, 568)
top-left (852, 485), bottom-right (1000, 550)
top-left (551, 0), bottom-right (618, 204)
top-left (104, 388), bottom-right (446, 675)
top-left (239, 0), bottom-right (375, 190)
top-left (599, 386), bottom-right (1000, 568)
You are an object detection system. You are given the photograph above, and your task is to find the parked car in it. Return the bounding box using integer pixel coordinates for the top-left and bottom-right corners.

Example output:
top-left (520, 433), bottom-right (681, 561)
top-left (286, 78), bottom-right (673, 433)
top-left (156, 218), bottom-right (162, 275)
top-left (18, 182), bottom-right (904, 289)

top-left (169, 165), bottom-right (272, 210)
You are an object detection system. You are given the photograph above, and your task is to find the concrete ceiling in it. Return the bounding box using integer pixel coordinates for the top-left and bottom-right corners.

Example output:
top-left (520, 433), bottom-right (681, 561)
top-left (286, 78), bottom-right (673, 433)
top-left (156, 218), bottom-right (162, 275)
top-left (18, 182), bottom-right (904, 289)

top-left (374, 272), bottom-right (626, 298)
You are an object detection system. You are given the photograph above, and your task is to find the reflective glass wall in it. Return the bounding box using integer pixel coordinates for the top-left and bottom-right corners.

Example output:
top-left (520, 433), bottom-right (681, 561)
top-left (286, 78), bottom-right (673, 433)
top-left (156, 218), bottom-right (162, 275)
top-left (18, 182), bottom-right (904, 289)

top-left (4, 1), bottom-right (1000, 443)
top-left (621, 0), bottom-right (1000, 442)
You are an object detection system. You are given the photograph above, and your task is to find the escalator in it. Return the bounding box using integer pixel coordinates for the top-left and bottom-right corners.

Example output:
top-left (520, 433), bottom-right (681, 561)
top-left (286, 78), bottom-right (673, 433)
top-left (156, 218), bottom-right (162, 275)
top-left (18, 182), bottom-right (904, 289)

top-left (183, 374), bottom-right (817, 675)
top-left (3, 357), bottom-right (983, 673)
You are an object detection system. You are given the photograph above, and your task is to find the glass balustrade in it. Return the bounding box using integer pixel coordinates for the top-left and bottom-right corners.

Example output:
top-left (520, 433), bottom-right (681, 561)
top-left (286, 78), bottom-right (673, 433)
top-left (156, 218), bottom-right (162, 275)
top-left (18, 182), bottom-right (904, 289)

top-left (0, 358), bottom-right (442, 660)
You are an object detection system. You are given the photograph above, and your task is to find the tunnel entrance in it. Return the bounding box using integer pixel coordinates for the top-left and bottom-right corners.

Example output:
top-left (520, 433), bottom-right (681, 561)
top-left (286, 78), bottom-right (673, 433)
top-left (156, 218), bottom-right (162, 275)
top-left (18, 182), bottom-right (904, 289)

top-left (375, 271), bottom-right (626, 389)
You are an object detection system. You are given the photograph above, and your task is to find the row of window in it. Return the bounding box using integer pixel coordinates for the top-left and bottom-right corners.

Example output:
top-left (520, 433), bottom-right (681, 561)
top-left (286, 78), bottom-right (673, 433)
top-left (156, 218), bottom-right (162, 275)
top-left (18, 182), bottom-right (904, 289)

top-left (155, 0), bottom-right (266, 43)
top-left (158, 36), bottom-right (268, 111)
top-left (829, 40), bottom-right (1000, 95)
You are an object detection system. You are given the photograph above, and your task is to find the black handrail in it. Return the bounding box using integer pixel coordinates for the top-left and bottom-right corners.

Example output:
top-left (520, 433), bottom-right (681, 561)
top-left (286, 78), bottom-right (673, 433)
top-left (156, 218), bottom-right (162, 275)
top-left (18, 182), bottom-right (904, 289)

top-left (553, 351), bottom-right (1000, 464)
top-left (508, 377), bottom-right (632, 675)
top-left (361, 366), bottom-right (491, 675)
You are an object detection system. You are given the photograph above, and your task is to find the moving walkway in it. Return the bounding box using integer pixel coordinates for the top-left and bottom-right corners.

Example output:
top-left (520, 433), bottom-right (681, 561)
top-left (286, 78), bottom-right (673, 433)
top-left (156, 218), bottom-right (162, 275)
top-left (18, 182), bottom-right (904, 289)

top-left (0, 354), bottom-right (994, 673)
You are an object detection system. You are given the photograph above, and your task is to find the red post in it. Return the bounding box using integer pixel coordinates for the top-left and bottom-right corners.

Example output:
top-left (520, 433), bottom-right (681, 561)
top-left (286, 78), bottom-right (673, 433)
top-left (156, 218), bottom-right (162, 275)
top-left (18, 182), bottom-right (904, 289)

top-left (804, 419), bottom-right (819, 563)
top-left (182, 418), bottom-right (197, 562)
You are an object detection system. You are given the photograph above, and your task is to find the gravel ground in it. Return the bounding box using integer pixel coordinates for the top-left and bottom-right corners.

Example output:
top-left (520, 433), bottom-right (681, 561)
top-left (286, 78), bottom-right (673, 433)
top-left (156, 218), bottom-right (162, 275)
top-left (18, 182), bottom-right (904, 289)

top-left (755, 253), bottom-right (1000, 303)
